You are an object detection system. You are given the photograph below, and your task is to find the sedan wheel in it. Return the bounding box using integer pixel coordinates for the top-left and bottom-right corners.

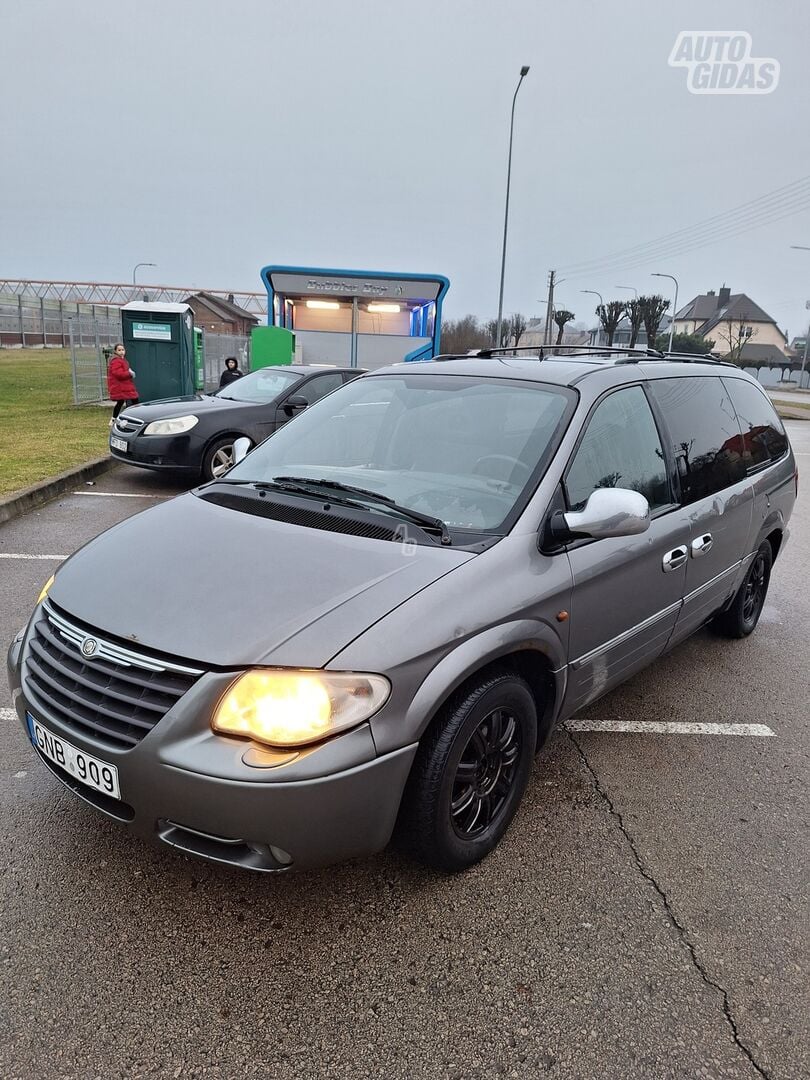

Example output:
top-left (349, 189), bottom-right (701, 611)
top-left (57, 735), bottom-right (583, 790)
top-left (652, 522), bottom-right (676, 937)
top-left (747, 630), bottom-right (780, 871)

top-left (203, 437), bottom-right (248, 482)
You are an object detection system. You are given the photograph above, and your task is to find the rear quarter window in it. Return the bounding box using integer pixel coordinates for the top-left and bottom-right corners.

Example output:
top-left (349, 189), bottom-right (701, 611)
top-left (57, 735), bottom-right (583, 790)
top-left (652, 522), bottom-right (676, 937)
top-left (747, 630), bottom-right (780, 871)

top-left (722, 377), bottom-right (789, 471)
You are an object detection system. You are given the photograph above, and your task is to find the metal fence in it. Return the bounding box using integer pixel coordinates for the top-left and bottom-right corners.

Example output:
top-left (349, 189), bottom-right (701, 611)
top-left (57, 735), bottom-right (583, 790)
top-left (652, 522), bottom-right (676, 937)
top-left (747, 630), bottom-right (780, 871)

top-left (0, 292), bottom-right (121, 348)
top-left (203, 332), bottom-right (251, 390)
top-left (68, 324), bottom-right (252, 403)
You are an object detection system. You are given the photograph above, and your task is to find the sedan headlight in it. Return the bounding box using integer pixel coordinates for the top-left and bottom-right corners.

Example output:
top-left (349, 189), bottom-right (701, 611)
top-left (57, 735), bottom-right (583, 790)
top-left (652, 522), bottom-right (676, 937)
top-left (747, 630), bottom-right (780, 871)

top-left (212, 669), bottom-right (391, 748)
top-left (143, 415), bottom-right (199, 436)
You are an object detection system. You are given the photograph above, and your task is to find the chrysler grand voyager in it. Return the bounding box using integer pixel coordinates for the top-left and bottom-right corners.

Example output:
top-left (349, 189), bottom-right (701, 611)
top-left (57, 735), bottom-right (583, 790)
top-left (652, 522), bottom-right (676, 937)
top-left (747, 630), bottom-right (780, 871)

top-left (7, 348), bottom-right (796, 872)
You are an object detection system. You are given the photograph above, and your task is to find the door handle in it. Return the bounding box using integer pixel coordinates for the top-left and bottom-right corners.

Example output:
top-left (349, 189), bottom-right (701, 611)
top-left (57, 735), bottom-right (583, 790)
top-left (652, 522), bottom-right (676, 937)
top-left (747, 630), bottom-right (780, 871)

top-left (691, 533), bottom-right (713, 557)
top-left (662, 545), bottom-right (688, 572)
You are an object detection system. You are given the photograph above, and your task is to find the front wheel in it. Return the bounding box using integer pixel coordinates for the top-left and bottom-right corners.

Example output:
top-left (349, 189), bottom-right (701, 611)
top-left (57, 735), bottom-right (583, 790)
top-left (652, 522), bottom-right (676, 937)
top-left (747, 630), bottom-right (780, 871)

top-left (713, 541), bottom-right (772, 638)
top-left (398, 672), bottom-right (537, 871)
top-left (202, 437), bottom-right (248, 482)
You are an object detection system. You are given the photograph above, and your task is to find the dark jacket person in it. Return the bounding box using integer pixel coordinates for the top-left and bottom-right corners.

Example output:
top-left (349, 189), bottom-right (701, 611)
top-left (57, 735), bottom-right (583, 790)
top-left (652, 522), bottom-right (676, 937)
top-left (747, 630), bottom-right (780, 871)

top-left (219, 357), bottom-right (243, 388)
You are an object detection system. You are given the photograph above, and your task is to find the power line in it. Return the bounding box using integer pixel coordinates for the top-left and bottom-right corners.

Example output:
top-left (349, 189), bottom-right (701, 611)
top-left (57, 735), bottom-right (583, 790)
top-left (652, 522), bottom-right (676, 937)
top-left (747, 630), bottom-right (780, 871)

top-left (563, 194), bottom-right (810, 280)
top-left (559, 175), bottom-right (810, 275)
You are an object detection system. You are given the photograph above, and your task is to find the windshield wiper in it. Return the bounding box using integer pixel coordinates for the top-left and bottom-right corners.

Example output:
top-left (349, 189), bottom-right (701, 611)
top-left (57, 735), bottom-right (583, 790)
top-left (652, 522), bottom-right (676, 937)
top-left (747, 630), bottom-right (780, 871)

top-left (267, 476), bottom-right (452, 545)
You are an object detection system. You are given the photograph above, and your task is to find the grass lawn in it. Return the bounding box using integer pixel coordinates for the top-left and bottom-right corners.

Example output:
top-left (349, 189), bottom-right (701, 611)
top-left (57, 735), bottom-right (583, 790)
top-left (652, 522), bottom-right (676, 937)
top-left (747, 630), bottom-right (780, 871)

top-left (0, 349), bottom-right (111, 497)
top-left (772, 397), bottom-right (810, 411)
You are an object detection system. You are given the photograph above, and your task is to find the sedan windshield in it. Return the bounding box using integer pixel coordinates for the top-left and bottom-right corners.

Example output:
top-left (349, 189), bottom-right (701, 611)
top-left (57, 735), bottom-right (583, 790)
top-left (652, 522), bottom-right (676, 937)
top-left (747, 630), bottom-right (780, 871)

top-left (224, 373), bottom-right (574, 534)
top-left (216, 367), bottom-right (302, 402)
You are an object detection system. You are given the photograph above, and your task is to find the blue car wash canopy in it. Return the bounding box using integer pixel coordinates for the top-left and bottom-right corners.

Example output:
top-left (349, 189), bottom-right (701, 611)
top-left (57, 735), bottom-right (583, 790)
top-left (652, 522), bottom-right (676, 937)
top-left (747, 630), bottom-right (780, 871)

top-left (261, 266), bottom-right (450, 369)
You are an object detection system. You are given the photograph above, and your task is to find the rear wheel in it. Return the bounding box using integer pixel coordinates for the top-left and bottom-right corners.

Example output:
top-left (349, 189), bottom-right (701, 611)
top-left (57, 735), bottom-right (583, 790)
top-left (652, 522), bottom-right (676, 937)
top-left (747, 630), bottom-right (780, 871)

top-left (398, 672), bottom-right (537, 871)
top-left (713, 541), bottom-right (772, 638)
top-left (202, 437), bottom-right (247, 482)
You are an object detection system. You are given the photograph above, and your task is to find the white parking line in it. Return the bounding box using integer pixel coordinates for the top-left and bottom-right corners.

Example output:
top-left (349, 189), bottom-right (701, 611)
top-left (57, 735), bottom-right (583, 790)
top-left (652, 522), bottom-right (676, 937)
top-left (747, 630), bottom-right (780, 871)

top-left (71, 491), bottom-right (172, 499)
top-left (0, 553), bottom-right (67, 561)
top-left (566, 719), bottom-right (775, 737)
top-left (1, 708), bottom-right (17, 724)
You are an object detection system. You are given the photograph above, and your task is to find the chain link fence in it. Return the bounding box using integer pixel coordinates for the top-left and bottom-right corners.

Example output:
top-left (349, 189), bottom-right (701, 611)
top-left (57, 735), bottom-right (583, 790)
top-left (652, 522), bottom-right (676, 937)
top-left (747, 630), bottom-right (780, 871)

top-left (68, 323), bottom-right (252, 403)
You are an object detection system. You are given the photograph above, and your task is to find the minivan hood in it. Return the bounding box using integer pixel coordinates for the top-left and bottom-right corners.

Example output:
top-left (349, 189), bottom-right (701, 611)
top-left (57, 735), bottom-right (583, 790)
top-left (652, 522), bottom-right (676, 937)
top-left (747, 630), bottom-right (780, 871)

top-left (49, 493), bottom-right (472, 668)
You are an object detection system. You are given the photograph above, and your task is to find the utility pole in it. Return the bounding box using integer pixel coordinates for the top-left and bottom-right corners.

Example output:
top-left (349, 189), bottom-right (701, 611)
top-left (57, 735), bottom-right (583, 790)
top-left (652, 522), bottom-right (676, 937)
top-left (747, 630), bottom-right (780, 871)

top-left (543, 270), bottom-right (556, 345)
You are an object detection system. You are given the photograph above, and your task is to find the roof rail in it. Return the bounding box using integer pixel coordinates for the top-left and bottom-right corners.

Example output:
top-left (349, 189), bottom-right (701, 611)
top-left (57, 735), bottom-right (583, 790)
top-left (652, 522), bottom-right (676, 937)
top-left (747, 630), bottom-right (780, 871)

top-left (436, 344), bottom-right (665, 361)
top-left (616, 351), bottom-right (737, 367)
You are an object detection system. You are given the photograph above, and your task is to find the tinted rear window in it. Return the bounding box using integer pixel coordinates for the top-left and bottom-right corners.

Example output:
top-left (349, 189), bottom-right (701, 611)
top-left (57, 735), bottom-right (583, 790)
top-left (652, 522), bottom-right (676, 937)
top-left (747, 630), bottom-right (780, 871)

top-left (723, 377), bottom-right (789, 470)
top-left (650, 376), bottom-right (745, 504)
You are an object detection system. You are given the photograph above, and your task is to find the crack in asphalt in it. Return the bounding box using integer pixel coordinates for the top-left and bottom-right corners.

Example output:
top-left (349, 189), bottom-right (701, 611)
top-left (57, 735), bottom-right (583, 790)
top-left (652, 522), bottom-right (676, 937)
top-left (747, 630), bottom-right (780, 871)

top-left (567, 731), bottom-right (772, 1080)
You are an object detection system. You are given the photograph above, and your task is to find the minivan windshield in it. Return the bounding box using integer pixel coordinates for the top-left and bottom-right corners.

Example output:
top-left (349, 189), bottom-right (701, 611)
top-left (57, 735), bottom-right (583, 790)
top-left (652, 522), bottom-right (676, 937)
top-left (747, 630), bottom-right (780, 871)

top-left (224, 373), bottom-right (574, 532)
top-left (216, 367), bottom-right (302, 402)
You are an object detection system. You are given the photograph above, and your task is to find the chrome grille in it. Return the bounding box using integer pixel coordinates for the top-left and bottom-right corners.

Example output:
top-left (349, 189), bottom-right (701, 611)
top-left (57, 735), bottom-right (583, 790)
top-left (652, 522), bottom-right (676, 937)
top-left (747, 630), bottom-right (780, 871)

top-left (114, 416), bottom-right (143, 434)
top-left (24, 602), bottom-right (203, 751)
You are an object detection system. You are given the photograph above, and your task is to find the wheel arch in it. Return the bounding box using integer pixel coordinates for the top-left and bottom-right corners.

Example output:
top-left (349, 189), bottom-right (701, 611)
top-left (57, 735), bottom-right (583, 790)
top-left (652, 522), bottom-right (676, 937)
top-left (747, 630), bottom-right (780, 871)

top-left (398, 622), bottom-right (566, 752)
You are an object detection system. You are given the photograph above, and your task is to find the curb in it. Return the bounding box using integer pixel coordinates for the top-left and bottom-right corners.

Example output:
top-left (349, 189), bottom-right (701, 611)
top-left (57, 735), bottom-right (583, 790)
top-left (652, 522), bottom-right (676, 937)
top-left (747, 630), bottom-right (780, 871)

top-left (0, 456), bottom-right (117, 525)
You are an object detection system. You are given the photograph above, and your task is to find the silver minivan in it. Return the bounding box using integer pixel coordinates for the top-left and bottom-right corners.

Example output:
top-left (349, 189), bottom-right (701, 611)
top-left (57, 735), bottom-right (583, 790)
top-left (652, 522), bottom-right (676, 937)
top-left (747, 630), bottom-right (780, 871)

top-left (7, 348), bottom-right (796, 872)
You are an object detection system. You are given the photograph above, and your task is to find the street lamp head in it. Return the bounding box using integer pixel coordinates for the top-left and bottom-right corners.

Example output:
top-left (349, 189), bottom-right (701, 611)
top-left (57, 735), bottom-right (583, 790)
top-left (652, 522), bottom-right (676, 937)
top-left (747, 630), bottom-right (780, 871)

top-left (520, 65), bottom-right (530, 76)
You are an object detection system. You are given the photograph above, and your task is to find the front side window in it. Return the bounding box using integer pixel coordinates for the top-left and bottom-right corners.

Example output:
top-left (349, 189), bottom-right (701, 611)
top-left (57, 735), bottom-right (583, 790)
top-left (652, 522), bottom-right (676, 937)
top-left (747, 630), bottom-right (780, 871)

top-left (294, 373), bottom-right (344, 405)
top-left (723, 377), bottom-right (788, 470)
top-left (565, 386), bottom-right (670, 512)
top-left (225, 373), bottom-right (575, 533)
top-left (650, 377), bottom-right (746, 504)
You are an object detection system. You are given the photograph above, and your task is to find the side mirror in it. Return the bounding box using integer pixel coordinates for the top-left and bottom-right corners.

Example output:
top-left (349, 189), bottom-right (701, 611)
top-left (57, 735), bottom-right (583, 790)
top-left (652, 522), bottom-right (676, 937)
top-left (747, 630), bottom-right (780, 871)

top-left (550, 487), bottom-right (650, 542)
top-left (283, 394), bottom-right (309, 416)
top-left (233, 437), bottom-right (251, 465)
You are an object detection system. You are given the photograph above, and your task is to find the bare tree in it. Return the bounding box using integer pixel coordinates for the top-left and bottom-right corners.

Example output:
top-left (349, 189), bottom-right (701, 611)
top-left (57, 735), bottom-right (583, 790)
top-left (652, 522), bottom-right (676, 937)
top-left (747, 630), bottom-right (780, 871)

top-left (483, 318), bottom-right (512, 347)
top-left (553, 309), bottom-right (576, 345)
top-left (596, 300), bottom-right (625, 346)
top-left (638, 295), bottom-right (670, 351)
top-left (509, 312), bottom-right (528, 346)
top-left (714, 312), bottom-right (755, 364)
top-left (625, 298), bottom-right (644, 348)
top-left (440, 315), bottom-right (489, 354)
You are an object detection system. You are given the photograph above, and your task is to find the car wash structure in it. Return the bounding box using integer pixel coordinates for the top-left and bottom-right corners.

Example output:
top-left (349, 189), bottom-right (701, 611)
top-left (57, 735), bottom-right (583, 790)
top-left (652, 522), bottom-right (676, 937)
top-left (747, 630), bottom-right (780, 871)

top-left (260, 265), bottom-right (450, 369)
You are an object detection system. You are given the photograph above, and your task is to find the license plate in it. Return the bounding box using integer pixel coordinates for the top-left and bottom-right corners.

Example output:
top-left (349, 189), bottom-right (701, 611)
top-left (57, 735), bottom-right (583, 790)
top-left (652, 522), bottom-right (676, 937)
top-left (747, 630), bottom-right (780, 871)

top-left (110, 436), bottom-right (128, 452)
top-left (27, 713), bottom-right (121, 800)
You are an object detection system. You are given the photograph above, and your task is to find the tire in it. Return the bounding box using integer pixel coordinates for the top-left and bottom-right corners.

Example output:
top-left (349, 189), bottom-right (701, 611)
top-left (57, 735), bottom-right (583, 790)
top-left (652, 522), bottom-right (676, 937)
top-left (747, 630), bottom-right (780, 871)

top-left (202, 437), bottom-right (246, 482)
top-left (398, 671), bottom-right (537, 871)
top-left (713, 541), bottom-right (773, 639)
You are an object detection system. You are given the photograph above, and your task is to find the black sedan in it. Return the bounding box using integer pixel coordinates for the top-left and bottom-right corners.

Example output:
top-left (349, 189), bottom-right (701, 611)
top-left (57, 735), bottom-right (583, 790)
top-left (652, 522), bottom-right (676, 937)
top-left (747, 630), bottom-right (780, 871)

top-left (110, 366), bottom-right (363, 481)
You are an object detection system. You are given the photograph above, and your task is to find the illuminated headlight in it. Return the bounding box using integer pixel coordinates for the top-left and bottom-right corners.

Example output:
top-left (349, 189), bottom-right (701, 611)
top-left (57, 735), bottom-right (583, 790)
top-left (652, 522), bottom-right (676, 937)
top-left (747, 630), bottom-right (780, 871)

top-left (212, 669), bottom-right (391, 749)
top-left (37, 574), bottom-right (55, 604)
top-left (143, 415), bottom-right (199, 436)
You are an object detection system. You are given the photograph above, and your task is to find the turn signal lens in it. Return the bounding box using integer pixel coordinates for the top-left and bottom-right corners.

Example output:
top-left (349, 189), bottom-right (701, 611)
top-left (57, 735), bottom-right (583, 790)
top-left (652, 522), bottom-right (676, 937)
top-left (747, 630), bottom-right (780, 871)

top-left (212, 670), bottom-right (390, 748)
top-left (37, 574), bottom-right (55, 604)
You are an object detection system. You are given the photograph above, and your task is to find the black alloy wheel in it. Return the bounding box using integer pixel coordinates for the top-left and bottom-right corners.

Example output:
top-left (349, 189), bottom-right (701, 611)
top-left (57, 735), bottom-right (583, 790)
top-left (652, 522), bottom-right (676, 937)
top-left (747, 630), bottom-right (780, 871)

top-left (397, 671), bottom-right (537, 871)
top-left (451, 707), bottom-right (522, 839)
top-left (713, 540), bottom-right (773, 638)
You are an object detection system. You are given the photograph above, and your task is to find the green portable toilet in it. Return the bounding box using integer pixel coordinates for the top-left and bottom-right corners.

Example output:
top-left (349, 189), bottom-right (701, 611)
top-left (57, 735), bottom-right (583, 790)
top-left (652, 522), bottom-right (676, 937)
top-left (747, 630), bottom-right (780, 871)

top-left (250, 325), bottom-right (295, 370)
top-left (120, 302), bottom-right (196, 402)
top-left (193, 326), bottom-right (205, 390)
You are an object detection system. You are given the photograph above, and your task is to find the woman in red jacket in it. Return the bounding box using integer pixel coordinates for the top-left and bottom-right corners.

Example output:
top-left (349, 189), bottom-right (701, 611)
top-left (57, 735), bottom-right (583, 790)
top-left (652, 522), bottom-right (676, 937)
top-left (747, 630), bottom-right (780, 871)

top-left (107, 343), bottom-right (139, 424)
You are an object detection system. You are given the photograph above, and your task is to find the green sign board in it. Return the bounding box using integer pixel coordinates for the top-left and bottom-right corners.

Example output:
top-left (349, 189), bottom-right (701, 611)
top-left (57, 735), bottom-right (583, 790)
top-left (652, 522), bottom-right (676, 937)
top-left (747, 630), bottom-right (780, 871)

top-left (132, 322), bottom-right (172, 341)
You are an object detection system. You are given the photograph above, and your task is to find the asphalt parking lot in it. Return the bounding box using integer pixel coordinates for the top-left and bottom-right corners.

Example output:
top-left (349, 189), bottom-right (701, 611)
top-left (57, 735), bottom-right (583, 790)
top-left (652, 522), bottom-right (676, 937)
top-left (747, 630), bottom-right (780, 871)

top-left (1, 427), bottom-right (808, 1080)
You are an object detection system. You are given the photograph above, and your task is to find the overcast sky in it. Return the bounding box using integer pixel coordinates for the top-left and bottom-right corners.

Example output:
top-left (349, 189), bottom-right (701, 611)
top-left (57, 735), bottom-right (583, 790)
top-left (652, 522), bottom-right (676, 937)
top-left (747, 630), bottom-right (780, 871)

top-left (2, 0), bottom-right (809, 337)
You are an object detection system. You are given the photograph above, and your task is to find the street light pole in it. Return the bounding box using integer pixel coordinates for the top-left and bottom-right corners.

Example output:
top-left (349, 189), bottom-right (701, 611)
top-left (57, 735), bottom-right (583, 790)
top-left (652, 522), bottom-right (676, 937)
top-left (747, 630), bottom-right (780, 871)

top-left (581, 289), bottom-right (604, 344)
top-left (495, 65), bottom-right (530, 349)
top-left (790, 247), bottom-right (810, 387)
top-left (652, 272), bottom-right (679, 352)
top-left (615, 285), bottom-right (638, 298)
top-left (132, 262), bottom-right (156, 287)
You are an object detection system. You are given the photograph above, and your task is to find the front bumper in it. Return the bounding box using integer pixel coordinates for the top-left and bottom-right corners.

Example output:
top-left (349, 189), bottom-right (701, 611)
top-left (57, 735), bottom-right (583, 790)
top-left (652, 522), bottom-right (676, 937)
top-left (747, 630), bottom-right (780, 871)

top-left (109, 431), bottom-right (203, 473)
top-left (7, 632), bottom-right (416, 872)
